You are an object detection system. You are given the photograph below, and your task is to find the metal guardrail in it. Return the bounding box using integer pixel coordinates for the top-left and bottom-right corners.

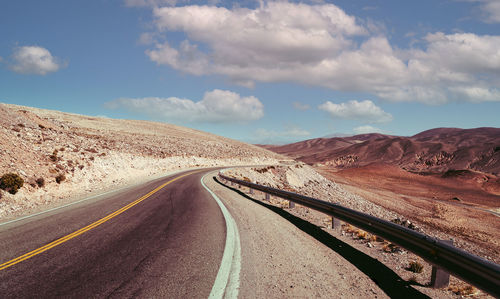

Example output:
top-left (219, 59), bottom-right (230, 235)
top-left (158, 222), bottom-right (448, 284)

top-left (218, 173), bottom-right (500, 297)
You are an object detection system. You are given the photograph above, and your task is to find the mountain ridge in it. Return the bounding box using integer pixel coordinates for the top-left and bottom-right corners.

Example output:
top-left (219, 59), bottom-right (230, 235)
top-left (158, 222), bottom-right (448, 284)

top-left (260, 127), bottom-right (500, 175)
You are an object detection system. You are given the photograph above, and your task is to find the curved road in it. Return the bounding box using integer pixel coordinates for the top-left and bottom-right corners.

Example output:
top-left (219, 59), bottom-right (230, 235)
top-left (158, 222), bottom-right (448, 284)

top-left (0, 170), bottom-right (226, 298)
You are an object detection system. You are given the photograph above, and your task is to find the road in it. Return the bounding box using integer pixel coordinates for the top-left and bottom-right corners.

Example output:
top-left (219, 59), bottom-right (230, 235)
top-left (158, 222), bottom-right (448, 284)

top-left (0, 169), bottom-right (226, 298)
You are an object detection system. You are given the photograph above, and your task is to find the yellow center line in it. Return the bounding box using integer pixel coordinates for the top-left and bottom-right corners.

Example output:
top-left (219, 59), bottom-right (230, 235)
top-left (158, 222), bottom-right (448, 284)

top-left (0, 170), bottom-right (201, 271)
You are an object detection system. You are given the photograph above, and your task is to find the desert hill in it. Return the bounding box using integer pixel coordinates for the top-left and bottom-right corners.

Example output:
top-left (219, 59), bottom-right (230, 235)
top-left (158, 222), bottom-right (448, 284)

top-left (261, 128), bottom-right (500, 175)
top-left (0, 103), bottom-right (282, 220)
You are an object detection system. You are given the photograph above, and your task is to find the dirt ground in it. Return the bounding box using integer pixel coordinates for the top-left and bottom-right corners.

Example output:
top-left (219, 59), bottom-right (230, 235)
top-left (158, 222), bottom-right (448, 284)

top-left (316, 164), bottom-right (500, 265)
top-left (211, 171), bottom-right (493, 298)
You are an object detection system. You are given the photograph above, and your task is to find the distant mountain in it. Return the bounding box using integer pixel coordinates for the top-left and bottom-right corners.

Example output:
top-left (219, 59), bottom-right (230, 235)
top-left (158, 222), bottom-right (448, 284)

top-left (260, 128), bottom-right (500, 175)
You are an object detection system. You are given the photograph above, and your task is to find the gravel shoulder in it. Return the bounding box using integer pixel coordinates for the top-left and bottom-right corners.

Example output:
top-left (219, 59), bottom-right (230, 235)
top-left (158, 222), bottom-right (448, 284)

top-left (209, 167), bottom-right (494, 298)
top-left (205, 170), bottom-right (392, 298)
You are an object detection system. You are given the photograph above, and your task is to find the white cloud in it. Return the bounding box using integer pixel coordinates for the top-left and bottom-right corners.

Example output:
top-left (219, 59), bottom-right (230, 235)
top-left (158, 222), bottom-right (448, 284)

top-left (292, 101), bottom-right (310, 111)
top-left (253, 126), bottom-right (311, 144)
top-left (147, 2), bottom-right (366, 81)
top-left (106, 89), bottom-right (264, 123)
top-left (353, 125), bottom-right (383, 134)
top-left (318, 100), bottom-right (393, 123)
top-left (138, 32), bottom-right (156, 45)
top-left (475, 0), bottom-right (500, 23)
top-left (125, 0), bottom-right (177, 7)
top-left (10, 46), bottom-right (64, 75)
top-left (140, 2), bottom-right (500, 104)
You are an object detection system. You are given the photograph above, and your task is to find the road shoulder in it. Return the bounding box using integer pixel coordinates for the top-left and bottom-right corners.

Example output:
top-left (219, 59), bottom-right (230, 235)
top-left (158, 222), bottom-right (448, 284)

top-left (203, 171), bottom-right (388, 298)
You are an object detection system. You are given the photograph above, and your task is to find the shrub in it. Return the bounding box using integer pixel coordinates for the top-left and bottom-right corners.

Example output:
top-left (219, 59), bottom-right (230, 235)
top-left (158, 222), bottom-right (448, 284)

top-left (55, 174), bottom-right (66, 184)
top-left (356, 230), bottom-right (368, 239)
top-left (408, 261), bottom-right (424, 273)
top-left (382, 242), bottom-right (401, 253)
top-left (495, 146), bottom-right (500, 152)
top-left (0, 173), bottom-right (24, 194)
top-left (448, 284), bottom-right (477, 296)
top-left (49, 149), bottom-right (58, 162)
top-left (36, 177), bottom-right (45, 187)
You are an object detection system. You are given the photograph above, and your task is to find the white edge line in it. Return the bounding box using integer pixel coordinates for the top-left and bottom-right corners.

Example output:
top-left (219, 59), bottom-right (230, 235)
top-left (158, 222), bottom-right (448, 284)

top-left (0, 168), bottom-right (197, 227)
top-left (202, 172), bottom-right (241, 299)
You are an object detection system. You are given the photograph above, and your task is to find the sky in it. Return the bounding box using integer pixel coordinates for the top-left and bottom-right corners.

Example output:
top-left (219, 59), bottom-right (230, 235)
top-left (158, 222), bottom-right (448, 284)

top-left (1, 0), bottom-right (499, 144)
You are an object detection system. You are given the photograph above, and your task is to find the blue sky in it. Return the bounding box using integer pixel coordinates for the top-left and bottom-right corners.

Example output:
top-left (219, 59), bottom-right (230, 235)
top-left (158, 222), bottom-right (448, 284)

top-left (1, 0), bottom-right (499, 144)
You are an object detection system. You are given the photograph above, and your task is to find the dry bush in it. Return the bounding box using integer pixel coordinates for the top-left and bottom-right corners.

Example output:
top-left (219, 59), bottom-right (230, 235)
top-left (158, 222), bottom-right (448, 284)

top-left (448, 284), bottom-right (478, 296)
top-left (356, 230), bottom-right (368, 240)
top-left (86, 148), bottom-right (98, 153)
top-left (49, 149), bottom-right (59, 162)
top-left (55, 174), bottom-right (66, 184)
top-left (0, 173), bottom-right (24, 195)
top-left (36, 177), bottom-right (45, 187)
top-left (343, 224), bottom-right (357, 234)
top-left (408, 261), bottom-right (424, 273)
top-left (383, 242), bottom-right (401, 253)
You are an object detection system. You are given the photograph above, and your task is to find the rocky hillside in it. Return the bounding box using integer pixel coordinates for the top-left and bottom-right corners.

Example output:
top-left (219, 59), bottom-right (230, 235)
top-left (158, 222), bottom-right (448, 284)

top-left (0, 103), bottom-right (282, 220)
top-left (261, 128), bottom-right (500, 175)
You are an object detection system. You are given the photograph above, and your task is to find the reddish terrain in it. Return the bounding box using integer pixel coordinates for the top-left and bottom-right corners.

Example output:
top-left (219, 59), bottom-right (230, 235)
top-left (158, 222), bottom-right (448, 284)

top-left (262, 127), bottom-right (500, 175)
top-left (260, 128), bottom-right (500, 263)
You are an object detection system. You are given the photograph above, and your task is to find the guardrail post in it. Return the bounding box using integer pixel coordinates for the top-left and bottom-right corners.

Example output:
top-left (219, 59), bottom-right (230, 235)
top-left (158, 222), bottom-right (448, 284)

top-left (264, 193), bottom-right (270, 201)
top-left (331, 217), bottom-right (341, 234)
top-left (431, 239), bottom-right (453, 289)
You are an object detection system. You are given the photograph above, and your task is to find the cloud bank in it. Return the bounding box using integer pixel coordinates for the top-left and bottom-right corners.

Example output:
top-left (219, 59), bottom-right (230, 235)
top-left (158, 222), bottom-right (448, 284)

top-left (353, 125), bottom-right (383, 134)
top-left (107, 89), bottom-right (264, 123)
top-left (142, 2), bottom-right (500, 104)
top-left (319, 100), bottom-right (392, 123)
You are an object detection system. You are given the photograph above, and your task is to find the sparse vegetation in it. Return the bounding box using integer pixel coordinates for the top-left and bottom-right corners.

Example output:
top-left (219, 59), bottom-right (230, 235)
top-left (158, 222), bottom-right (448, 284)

top-left (49, 149), bottom-right (59, 162)
top-left (408, 261), bottom-right (424, 273)
top-left (86, 148), bottom-right (98, 153)
top-left (55, 174), bottom-right (66, 184)
top-left (254, 166), bottom-right (275, 173)
top-left (382, 242), bottom-right (401, 253)
top-left (356, 230), bottom-right (367, 240)
top-left (448, 284), bottom-right (478, 296)
top-left (36, 177), bottom-right (45, 187)
top-left (0, 173), bottom-right (24, 195)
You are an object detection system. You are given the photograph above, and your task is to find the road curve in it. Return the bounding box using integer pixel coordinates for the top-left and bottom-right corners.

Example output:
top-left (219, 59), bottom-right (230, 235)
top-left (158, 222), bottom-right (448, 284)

top-left (0, 169), bottom-right (226, 298)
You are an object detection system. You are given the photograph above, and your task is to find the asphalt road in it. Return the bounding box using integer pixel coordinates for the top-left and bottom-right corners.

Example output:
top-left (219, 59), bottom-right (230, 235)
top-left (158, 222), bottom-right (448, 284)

top-left (0, 169), bottom-right (226, 298)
